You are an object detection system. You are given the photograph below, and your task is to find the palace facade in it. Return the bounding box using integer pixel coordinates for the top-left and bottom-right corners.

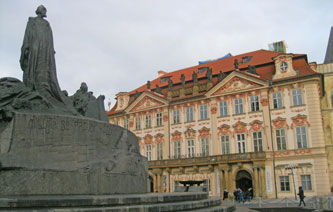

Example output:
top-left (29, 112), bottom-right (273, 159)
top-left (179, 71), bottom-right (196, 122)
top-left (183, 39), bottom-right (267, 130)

top-left (107, 48), bottom-right (330, 198)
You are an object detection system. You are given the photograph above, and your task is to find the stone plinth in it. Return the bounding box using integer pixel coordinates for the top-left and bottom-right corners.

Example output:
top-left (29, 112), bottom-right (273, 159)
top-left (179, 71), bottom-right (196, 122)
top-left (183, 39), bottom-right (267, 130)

top-left (0, 112), bottom-right (148, 196)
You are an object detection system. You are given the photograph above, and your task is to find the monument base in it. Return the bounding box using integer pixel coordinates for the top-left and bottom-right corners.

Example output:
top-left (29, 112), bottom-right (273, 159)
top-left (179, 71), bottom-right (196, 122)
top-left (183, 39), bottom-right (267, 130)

top-left (0, 112), bottom-right (148, 196)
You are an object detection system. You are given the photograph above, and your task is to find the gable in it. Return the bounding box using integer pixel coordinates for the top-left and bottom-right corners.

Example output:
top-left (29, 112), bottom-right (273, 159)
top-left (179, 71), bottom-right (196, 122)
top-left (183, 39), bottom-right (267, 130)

top-left (206, 71), bottom-right (268, 97)
top-left (126, 92), bottom-right (167, 112)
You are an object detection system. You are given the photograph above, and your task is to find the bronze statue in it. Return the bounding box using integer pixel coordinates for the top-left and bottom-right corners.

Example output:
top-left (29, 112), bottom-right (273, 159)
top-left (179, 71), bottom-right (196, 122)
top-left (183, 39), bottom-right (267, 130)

top-left (20, 5), bottom-right (64, 104)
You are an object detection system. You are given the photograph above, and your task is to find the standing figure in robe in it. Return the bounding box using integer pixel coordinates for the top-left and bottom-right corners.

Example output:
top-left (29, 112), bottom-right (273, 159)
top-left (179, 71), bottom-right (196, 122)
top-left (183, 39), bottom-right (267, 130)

top-left (20, 5), bottom-right (64, 104)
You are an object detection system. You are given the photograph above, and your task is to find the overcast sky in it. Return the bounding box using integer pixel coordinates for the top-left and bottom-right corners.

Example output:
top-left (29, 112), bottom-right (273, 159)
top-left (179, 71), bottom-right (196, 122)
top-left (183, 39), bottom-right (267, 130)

top-left (1, 0), bottom-right (332, 110)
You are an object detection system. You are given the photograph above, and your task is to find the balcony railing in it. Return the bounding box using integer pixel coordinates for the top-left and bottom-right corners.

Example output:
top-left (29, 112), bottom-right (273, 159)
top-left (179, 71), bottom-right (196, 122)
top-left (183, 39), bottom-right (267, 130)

top-left (148, 152), bottom-right (266, 167)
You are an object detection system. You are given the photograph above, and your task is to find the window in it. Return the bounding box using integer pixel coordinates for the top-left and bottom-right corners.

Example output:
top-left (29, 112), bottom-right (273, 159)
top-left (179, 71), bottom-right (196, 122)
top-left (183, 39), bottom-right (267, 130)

top-left (280, 176), bottom-right (290, 191)
top-left (124, 119), bottom-right (129, 129)
top-left (173, 109), bottom-right (180, 124)
top-left (114, 120), bottom-right (118, 126)
top-left (301, 175), bottom-right (312, 190)
top-left (157, 143), bottom-right (163, 160)
top-left (187, 139), bottom-right (195, 158)
top-left (201, 137), bottom-right (209, 156)
top-left (186, 107), bottom-right (194, 122)
top-left (135, 117), bottom-right (141, 130)
top-left (156, 112), bottom-right (163, 127)
top-left (221, 135), bottom-right (230, 154)
top-left (276, 129), bottom-right (287, 150)
top-left (234, 98), bottom-right (243, 114)
top-left (146, 144), bottom-right (152, 161)
top-left (174, 141), bottom-right (181, 159)
top-left (292, 89), bottom-right (303, 106)
top-left (253, 131), bottom-right (263, 152)
top-left (272, 92), bottom-right (283, 109)
top-left (250, 96), bottom-right (260, 112)
top-left (219, 101), bottom-right (228, 117)
top-left (145, 115), bottom-right (151, 128)
top-left (200, 104), bottom-right (208, 120)
top-left (237, 133), bottom-right (246, 153)
top-left (296, 126), bottom-right (307, 149)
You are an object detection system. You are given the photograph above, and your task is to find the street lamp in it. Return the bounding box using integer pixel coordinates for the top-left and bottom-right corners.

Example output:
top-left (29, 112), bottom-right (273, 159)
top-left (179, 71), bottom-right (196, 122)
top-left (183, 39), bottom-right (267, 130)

top-left (286, 164), bottom-right (298, 200)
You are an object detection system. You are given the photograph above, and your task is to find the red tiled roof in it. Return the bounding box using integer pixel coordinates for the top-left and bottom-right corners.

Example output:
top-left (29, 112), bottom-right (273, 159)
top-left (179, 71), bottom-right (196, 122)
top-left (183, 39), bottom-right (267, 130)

top-left (129, 49), bottom-right (306, 94)
top-left (107, 49), bottom-right (314, 115)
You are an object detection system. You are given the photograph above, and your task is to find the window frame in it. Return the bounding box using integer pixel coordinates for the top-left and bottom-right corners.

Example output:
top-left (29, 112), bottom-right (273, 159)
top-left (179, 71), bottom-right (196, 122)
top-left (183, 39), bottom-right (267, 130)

top-left (186, 107), bottom-right (194, 122)
top-left (253, 131), bottom-right (263, 152)
top-left (280, 176), bottom-right (290, 191)
top-left (276, 128), bottom-right (287, 150)
top-left (124, 119), bottom-right (129, 129)
top-left (200, 104), bottom-right (208, 120)
top-left (296, 126), bottom-right (307, 149)
top-left (272, 92), bottom-right (283, 109)
top-left (156, 112), bottom-right (163, 127)
top-left (250, 95), bottom-right (260, 112)
top-left (135, 117), bottom-right (141, 130)
top-left (201, 137), bottom-right (209, 156)
top-left (187, 139), bottom-right (195, 158)
top-left (236, 133), bottom-right (246, 153)
top-left (221, 135), bottom-right (230, 155)
top-left (234, 98), bottom-right (244, 114)
top-left (145, 115), bottom-right (151, 129)
top-left (292, 89), bottom-right (303, 106)
top-left (173, 109), bottom-right (180, 124)
top-left (219, 101), bottom-right (228, 117)
top-left (301, 175), bottom-right (312, 190)
top-left (174, 140), bottom-right (181, 159)
top-left (157, 142), bottom-right (163, 160)
top-left (146, 144), bottom-right (152, 161)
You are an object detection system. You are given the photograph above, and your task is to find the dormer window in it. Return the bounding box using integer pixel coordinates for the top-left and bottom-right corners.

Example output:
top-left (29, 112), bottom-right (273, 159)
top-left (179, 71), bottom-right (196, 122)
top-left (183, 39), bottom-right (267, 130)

top-left (242, 56), bottom-right (252, 63)
top-left (280, 62), bottom-right (288, 72)
top-left (161, 76), bottom-right (170, 83)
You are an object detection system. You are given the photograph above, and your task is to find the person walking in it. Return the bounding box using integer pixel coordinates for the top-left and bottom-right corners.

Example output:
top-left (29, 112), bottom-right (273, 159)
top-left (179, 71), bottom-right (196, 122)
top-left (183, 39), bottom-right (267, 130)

top-left (297, 186), bottom-right (306, 207)
top-left (223, 189), bottom-right (229, 200)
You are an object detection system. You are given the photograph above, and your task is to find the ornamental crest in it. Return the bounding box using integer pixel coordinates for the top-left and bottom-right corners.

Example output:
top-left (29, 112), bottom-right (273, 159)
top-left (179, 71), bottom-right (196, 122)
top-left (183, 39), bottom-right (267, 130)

top-left (184, 128), bottom-right (196, 139)
top-left (233, 121), bottom-right (247, 134)
top-left (214, 77), bottom-right (261, 95)
top-left (171, 130), bottom-right (182, 141)
top-left (250, 120), bottom-right (264, 131)
top-left (291, 114), bottom-right (310, 128)
top-left (198, 126), bottom-right (210, 138)
top-left (272, 117), bottom-right (287, 129)
top-left (218, 124), bottom-right (231, 135)
top-left (143, 134), bottom-right (153, 144)
top-left (155, 133), bottom-right (164, 143)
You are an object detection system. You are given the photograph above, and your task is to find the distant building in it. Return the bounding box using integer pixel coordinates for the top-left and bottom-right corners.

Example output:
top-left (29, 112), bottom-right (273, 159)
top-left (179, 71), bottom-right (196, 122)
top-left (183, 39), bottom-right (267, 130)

top-left (108, 48), bottom-right (330, 198)
top-left (311, 26), bottom-right (333, 191)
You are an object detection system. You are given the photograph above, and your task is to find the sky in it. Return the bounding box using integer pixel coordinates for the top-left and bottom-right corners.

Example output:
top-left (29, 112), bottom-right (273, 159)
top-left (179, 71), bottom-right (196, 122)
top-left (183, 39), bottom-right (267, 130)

top-left (1, 0), bottom-right (332, 110)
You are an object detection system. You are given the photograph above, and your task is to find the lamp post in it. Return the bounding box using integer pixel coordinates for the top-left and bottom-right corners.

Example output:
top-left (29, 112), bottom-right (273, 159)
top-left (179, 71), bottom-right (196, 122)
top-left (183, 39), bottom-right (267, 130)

top-left (286, 164), bottom-right (298, 200)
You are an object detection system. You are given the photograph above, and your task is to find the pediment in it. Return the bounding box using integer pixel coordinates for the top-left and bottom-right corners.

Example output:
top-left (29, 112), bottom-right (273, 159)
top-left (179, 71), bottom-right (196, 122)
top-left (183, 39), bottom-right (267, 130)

top-left (206, 71), bottom-right (268, 97)
top-left (126, 92), bottom-right (168, 112)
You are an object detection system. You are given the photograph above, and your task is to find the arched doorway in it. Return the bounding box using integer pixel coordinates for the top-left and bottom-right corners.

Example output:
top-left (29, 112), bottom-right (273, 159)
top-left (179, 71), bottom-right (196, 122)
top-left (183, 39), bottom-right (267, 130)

top-left (236, 170), bottom-right (253, 193)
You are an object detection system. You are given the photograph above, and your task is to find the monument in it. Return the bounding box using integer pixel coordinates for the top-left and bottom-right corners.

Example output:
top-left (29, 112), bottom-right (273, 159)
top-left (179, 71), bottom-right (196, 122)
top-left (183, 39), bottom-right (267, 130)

top-left (0, 5), bottom-right (148, 196)
top-left (0, 6), bottom-right (235, 211)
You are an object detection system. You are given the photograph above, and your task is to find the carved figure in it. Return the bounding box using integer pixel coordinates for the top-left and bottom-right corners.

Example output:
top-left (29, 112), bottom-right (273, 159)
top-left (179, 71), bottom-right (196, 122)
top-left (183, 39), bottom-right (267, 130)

top-left (168, 78), bottom-right (173, 90)
top-left (20, 5), bottom-right (64, 104)
top-left (181, 74), bottom-right (185, 87)
top-left (206, 68), bottom-right (212, 82)
top-left (234, 59), bottom-right (239, 69)
top-left (192, 71), bottom-right (198, 85)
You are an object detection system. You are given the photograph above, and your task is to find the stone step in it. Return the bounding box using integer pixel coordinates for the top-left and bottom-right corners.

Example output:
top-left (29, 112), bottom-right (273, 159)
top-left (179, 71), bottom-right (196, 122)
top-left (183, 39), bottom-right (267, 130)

top-left (0, 192), bottom-right (208, 209)
top-left (0, 197), bottom-right (222, 212)
top-left (175, 204), bottom-right (236, 212)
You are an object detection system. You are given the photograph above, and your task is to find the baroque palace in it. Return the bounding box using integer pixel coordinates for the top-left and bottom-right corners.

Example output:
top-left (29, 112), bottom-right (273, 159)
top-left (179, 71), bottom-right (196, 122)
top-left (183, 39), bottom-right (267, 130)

top-left (107, 43), bottom-right (331, 198)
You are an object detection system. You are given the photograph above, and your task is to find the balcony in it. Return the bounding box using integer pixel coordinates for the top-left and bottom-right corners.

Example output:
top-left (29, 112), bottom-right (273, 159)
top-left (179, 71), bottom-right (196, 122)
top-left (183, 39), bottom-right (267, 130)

top-left (148, 152), bottom-right (266, 168)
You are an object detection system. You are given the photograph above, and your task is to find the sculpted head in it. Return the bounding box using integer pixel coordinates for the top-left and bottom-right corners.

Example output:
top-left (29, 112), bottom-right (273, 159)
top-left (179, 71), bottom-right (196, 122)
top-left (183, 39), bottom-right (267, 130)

top-left (35, 5), bottom-right (47, 18)
top-left (80, 82), bottom-right (88, 93)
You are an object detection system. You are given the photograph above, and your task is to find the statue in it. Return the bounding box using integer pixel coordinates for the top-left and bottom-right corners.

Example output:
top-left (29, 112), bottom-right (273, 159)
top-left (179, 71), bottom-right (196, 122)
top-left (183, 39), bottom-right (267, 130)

top-left (20, 5), bottom-right (64, 105)
top-left (181, 74), bottom-right (185, 88)
top-left (70, 82), bottom-right (108, 122)
top-left (206, 68), bottom-right (212, 82)
top-left (234, 59), bottom-right (239, 69)
top-left (192, 71), bottom-right (198, 85)
top-left (168, 78), bottom-right (173, 90)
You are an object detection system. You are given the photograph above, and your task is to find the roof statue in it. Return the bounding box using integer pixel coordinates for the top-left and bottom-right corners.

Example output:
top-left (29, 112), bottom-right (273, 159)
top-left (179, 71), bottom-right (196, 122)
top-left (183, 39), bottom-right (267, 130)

top-left (181, 74), bottom-right (185, 88)
top-left (168, 78), bottom-right (173, 90)
top-left (192, 71), bottom-right (198, 85)
top-left (234, 59), bottom-right (239, 69)
top-left (0, 5), bottom-right (108, 122)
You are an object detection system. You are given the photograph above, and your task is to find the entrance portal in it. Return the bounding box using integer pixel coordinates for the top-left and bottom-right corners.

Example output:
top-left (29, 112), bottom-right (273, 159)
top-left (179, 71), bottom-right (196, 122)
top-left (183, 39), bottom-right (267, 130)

top-left (236, 170), bottom-right (253, 193)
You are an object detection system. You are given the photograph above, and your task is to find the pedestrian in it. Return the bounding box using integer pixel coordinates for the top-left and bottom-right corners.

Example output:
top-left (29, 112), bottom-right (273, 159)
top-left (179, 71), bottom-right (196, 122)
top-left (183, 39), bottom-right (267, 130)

top-left (297, 186), bottom-right (306, 207)
top-left (223, 189), bottom-right (229, 200)
top-left (233, 189), bottom-right (238, 201)
top-left (239, 189), bottom-right (244, 203)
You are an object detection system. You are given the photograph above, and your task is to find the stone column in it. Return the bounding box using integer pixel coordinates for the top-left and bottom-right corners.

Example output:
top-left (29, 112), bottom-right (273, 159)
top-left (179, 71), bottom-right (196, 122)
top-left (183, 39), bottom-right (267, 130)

top-left (259, 167), bottom-right (267, 198)
top-left (153, 174), bottom-right (157, 192)
top-left (157, 173), bottom-right (161, 192)
top-left (253, 167), bottom-right (260, 197)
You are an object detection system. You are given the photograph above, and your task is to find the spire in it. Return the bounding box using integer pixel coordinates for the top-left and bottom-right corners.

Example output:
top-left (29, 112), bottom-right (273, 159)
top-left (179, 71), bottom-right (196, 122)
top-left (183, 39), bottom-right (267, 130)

top-left (324, 26), bottom-right (333, 64)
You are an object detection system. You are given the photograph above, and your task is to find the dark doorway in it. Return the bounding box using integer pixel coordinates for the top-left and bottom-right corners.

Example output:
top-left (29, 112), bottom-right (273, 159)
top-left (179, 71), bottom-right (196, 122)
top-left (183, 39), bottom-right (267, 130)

top-left (236, 170), bottom-right (253, 193)
top-left (149, 176), bottom-right (154, 192)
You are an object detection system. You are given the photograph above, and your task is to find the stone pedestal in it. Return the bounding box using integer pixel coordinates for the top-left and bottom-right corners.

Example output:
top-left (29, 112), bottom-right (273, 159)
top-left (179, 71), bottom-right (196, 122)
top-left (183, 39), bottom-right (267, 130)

top-left (0, 112), bottom-right (148, 196)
